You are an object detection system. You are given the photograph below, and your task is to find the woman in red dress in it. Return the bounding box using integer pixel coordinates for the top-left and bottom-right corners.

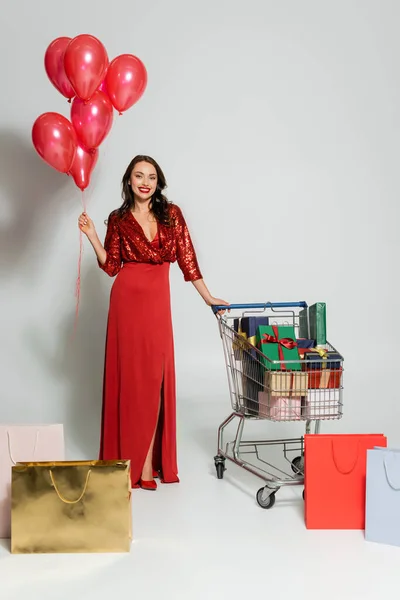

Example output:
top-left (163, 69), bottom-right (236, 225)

top-left (78, 155), bottom-right (228, 490)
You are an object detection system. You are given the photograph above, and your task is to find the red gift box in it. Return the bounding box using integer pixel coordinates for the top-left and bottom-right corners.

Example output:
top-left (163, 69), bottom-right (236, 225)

top-left (307, 368), bottom-right (342, 389)
top-left (304, 433), bottom-right (387, 529)
top-left (298, 347), bottom-right (342, 388)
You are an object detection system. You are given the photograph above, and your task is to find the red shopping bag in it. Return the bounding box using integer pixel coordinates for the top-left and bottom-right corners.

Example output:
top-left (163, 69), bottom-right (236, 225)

top-left (304, 433), bottom-right (387, 529)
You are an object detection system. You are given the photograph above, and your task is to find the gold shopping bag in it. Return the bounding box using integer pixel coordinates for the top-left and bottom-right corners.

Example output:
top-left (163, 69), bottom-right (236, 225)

top-left (11, 460), bottom-right (132, 554)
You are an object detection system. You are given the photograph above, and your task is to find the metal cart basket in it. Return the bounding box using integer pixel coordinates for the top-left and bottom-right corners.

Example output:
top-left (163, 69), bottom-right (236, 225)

top-left (212, 301), bottom-right (344, 508)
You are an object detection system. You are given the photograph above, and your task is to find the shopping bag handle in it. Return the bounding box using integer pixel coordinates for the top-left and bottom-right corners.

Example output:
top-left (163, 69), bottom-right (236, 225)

top-left (49, 469), bottom-right (92, 504)
top-left (211, 301), bottom-right (307, 314)
top-left (331, 440), bottom-right (360, 475)
top-left (383, 454), bottom-right (400, 491)
top-left (7, 430), bottom-right (39, 465)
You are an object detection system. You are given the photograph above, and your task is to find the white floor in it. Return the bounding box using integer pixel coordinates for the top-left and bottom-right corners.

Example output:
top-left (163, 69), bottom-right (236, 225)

top-left (1, 398), bottom-right (399, 600)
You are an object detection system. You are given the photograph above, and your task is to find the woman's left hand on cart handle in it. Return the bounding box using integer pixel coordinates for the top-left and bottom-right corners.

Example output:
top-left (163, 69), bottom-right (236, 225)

top-left (209, 297), bottom-right (230, 315)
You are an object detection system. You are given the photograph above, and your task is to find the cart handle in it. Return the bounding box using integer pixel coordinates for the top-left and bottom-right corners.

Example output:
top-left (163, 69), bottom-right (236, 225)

top-left (211, 301), bottom-right (308, 314)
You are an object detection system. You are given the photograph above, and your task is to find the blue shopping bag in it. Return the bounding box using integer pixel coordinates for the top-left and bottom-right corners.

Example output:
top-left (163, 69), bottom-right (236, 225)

top-left (365, 447), bottom-right (400, 547)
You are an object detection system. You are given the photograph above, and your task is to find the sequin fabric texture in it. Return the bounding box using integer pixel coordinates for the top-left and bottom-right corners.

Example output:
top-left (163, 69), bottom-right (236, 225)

top-left (99, 204), bottom-right (203, 282)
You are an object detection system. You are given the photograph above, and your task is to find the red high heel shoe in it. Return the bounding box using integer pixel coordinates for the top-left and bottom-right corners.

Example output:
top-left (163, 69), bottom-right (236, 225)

top-left (140, 479), bottom-right (157, 491)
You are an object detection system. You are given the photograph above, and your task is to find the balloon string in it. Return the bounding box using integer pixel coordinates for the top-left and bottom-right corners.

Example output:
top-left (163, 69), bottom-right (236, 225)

top-left (74, 190), bottom-right (86, 333)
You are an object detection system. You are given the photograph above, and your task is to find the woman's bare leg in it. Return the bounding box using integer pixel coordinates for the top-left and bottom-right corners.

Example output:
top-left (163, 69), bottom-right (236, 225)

top-left (141, 397), bottom-right (161, 480)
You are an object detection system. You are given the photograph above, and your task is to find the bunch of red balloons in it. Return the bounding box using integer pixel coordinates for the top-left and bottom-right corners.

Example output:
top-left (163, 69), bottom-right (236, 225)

top-left (32, 34), bottom-right (147, 191)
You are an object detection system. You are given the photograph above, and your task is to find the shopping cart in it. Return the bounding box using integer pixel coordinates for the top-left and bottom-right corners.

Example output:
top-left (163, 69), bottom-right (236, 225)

top-left (211, 301), bottom-right (344, 508)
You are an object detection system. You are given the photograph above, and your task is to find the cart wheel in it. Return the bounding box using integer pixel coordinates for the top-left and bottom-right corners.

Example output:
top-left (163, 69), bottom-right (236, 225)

top-left (216, 463), bottom-right (225, 479)
top-left (302, 489), bottom-right (305, 500)
top-left (256, 487), bottom-right (276, 509)
top-left (214, 456), bottom-right (226, 480)
top-left (291, 456), bottom-right (304, 476)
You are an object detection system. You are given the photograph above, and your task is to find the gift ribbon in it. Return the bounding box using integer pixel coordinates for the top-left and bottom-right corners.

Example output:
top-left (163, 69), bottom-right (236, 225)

top-left (312, 348), bottom-right (328, 359)
top-left (274, 396), bottom-right (302, 419)
top-left (313, 347), bottom-right (328, 369)
top-left (259, 325), bottom-right (297, 370)
top-left (298, 346), bottom-right (329, 369)
top-left (286, 372), bottom-right (307, 396)
top-left (315, 370), bottom-right (331, 388)
top-left (233, 329), bottom-right (248, 353)
top-left (239, 329), bottom-right (256, 347)
top-left (267, 371), bottom-right (308, 395)
top-left (233, 327), bottom-right (257, 354)
top-left (309, 368), bottom-right (343, 389)
top-left (289, 373), bottom-right (294, 396)
top-left (298, 347), bottom-right (328, 358)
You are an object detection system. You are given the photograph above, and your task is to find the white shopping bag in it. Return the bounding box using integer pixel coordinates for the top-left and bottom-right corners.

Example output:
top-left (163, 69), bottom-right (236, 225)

top-left (365, 447), bottom-right (400, 547)
top-left (0, 425), bottom-right (65, 538)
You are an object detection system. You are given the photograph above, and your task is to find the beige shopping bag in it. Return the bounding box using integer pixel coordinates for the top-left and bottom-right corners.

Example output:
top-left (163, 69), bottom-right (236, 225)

top-left (11, 460), bottom-right (131, 554)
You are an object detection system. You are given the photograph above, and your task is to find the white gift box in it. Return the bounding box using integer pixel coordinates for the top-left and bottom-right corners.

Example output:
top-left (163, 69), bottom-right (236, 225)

top-left (301, 389), bottom-right (340, 420)
top-left (258, 392), bottom-right (302, 421)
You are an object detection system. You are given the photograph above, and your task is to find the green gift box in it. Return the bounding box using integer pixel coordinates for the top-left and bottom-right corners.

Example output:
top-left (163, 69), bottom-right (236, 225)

top-left (299, 302), bottom-right (327, 346)
top-left (257, 324), bottom-right (301, 371)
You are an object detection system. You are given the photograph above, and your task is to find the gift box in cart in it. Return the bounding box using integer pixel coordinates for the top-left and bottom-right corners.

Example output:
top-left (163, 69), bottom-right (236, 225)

top-left (211, 301), bottom-right (344, 509)
top-left (232, 316), bottom-right (270, 414)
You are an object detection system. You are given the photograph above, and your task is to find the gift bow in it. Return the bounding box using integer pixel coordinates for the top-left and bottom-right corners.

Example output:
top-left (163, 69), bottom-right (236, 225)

top-left (259, 325), bottom-right (297, 370)
top-left (312, 348), bottom-right (328, 359)
top-left (298, 346), bottom-right (329, 367)
top-left (313, 347), bottom-right (329, 369)
top-left (260, 333), bottom-right (297, 350)
top-left (239, 329), bottom-right (257, 347)
top-left (298, 347), bottom-right (328, 357)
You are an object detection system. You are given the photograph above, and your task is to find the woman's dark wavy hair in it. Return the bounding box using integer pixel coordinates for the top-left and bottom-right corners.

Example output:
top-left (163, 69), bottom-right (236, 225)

top-left (115, 155), bottom-right (171, 225)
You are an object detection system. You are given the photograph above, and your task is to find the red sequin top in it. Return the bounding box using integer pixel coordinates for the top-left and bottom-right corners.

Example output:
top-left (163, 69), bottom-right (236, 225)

top-left (98, 204), bottom-right (203, 282)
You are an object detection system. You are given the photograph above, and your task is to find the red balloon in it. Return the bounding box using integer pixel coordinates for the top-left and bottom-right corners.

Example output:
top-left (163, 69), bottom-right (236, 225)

top-left (64, 34), bottom-right (108, 101)
top-left (69, 145), bottom-right (98, 191)
top-left (71, 90), bottom-right (113, 149)
top-left (44, 37), bottom-right (75, 101)
top-left (98, 79), bottom-right (108, 94)
top-left (32, 112), bottom-right (77, 173)
top-left (105, 54), bottom-right (147, 114)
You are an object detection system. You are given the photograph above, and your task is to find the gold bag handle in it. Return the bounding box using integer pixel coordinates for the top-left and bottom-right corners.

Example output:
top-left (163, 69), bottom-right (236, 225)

top-left (49, 469), bottom-right (92, 504)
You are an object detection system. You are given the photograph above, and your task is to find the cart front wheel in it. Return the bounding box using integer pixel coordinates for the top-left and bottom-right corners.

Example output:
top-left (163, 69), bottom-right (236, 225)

top-left (256, 487), bottom-right (276, 509)
top-left (216, 463), bottom-right (225, 479)
top-left (214, 456), bottom-right (226, 480)
top-left (291, 456), bottom-right (304, 476)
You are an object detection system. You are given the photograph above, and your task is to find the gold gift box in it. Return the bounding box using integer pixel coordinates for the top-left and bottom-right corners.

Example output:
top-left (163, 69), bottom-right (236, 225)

top-left (11, 460), bottom-right (132, 554)
top-left (264, 370), bottom-right (308, 397)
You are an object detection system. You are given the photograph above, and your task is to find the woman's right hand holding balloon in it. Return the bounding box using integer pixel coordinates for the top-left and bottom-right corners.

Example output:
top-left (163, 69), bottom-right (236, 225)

top-left (78, 213), bottom-right (107, 266)
top-left (78, 213), bottom-right (96, 238)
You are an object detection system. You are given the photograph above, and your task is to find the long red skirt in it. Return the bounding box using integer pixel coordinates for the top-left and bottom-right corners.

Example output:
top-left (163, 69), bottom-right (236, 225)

top-left (99, 261), bottom-right (179, 486)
